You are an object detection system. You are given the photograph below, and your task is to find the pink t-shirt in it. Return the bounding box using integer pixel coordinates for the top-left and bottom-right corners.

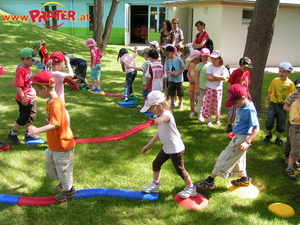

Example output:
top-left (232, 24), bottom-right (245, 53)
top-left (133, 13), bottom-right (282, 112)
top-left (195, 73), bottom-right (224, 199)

top-left (120, 53), bottom-right (136, 73)
top-left (51, 71), bottom-right (67, 103)
top-left (90, 47), bottom-right (102, 66)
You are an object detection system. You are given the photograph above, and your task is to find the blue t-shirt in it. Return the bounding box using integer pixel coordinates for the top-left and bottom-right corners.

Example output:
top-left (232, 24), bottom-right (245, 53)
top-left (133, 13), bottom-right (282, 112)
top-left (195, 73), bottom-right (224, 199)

top-left (166, 57), bottom-right (185, 83)
top-left (233, 101), bottom-right (259, 135)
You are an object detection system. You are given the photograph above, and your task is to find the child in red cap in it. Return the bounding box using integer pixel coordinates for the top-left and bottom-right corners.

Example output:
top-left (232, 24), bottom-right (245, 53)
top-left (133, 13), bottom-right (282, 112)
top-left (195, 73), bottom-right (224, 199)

top-left (28, 71), bottom-right (76, 202)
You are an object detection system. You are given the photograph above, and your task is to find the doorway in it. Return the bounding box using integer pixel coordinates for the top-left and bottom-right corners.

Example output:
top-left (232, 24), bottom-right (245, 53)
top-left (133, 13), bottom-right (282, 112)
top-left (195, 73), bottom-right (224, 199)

top-left (130, 5), bottom-right (148, 43)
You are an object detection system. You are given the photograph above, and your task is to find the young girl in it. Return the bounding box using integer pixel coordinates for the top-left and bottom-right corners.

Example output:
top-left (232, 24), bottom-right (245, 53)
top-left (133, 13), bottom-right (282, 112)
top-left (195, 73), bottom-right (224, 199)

top-left (202, 50), bottom-right (229, 127)
top-left (186, 50), bottom-right (201, 117)
top-left (140, 91), bottom-right (196, 199)
top-left (86, 38), bottom-right (102, 91)
top-left (117, 47), bottom-right (138, 102)
top-left (195, 48), bottom-right (211, 122)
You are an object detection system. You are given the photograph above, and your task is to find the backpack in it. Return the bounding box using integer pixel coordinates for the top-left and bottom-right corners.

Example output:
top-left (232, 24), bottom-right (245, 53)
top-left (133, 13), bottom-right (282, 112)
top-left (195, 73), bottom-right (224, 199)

top-left (206, 38), bottom-right (214, 53)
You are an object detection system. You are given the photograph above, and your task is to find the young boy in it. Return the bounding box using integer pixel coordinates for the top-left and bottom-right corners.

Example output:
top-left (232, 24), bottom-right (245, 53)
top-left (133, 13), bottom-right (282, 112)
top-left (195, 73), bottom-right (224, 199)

top-left (165, 45), bottom-right (186, 111)
top-left (264, 62), bottom-right (296, 146)
top-left (196, 84), bottom-right (260, 190)
top-left (67, 54), bottom-right (88, 84)
top-left (144, 49), bottom-right (167, 94)
top-left (0, 64), bottom-right (6, 75)
top-left (285, 83), bottom-right (300, 180)
top-left (28, 71), bottom-right (76, 202)
top-left (226, 56), bottom-right (254, 133)
top-left (33, 40), bottom-right (49, 70)
top-left (8, 47), bottom-right (40, 145)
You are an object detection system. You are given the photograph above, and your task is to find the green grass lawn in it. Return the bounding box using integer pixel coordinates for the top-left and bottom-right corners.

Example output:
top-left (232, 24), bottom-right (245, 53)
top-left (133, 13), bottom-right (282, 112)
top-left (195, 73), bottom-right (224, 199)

top-left (1, 10), bottom-right (300, 225)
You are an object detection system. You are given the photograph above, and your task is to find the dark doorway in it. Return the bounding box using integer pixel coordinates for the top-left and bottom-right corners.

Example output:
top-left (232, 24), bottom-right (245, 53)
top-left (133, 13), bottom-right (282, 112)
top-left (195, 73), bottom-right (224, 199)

top-left (131, 5), bottom-right (148, 43)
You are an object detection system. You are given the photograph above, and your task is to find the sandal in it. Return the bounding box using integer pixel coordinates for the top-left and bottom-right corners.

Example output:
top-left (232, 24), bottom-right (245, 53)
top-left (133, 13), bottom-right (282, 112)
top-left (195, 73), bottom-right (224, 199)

top-left (293, 163), bottom-right (300, 172)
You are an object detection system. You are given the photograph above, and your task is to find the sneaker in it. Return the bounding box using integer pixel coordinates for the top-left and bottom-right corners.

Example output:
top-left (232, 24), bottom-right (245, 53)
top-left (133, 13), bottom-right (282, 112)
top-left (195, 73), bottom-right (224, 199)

top-left (293, 163), bottom-right (300, 172)
top-left (275, 138), bottom-right (283, 146)
top-left (231, 177), bottom-right (252, 186)
top-left (263, 133), bottom-right (272, 143)
top-left (286, 169), bottom-right (297, 180)
top-left (53, 182), bottom-right (63, 192)
top-left (195, 180), bottom-right (215, 190)
top-left (226, 126), bottom-right (233, 133)
top-left (0, 141), bottom-right (7, 149)
top-left (207, 122), bottom-right (213, 127)
top-left (8, 132), bottom-right (21, 145)
top-left (189, 112), bottom-right (195, 117)
top-left (24, 133), bottom-right (40, 142)
top-left (178, 186), bottom-right (197, 198)
top-left (55, 187), bottom-right (76, 202)
top-left (216, 120), bottom-right (222, 126)
top-left (179, 103), bottom-right (183, 111)
top-left (198, 115), bottom-right (206, 123)
top-left (141, 182), bottom-right (160, 193)
top-left (124, 98), bottom-right (128, 102)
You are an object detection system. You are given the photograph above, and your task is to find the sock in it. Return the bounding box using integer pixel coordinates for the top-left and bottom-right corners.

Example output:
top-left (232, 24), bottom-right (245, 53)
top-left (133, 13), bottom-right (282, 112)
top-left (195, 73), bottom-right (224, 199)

top-left (287, 165), bottom-right (293, 170)
top-left (153, 180), bottom-right (159, 185)
top-left (11, 130), bottom-right (18, 135)
top-left (206, 176), bottom-right (214, 183)
top-left (227, 124), bottom-right (232, 128)
top-left (191, 108), bottom-right (195, 112)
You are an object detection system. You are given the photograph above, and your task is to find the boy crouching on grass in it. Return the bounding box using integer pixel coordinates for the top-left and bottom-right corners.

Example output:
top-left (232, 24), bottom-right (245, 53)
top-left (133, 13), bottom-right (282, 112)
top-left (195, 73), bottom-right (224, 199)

top-left (196, 84), bottom-right (259, 190)
top-left (28, 71), bottom-right (76, 202)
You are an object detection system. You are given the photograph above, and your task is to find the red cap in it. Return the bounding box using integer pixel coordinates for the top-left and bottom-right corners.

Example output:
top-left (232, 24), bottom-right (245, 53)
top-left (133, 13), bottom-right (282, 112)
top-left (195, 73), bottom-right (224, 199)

top-left (225, 84), bottom-right (247, 108)
top-left (32, 71), bottom-right (55, 85)
top-left (49, 51), bottom-right (65, 63)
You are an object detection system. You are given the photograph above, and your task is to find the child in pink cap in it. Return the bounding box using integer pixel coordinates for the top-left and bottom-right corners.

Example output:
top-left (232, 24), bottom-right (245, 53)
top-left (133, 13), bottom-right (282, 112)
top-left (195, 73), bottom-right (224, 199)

top-left (86, 38), bottom-right (102, 91)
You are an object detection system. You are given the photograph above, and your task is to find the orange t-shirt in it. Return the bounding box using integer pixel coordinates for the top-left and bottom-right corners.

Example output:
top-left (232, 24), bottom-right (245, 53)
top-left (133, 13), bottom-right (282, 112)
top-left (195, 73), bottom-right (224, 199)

top-left (46, 97), bottom-right (75, 151)
top-left (188, 62), bottom-right (197, 91)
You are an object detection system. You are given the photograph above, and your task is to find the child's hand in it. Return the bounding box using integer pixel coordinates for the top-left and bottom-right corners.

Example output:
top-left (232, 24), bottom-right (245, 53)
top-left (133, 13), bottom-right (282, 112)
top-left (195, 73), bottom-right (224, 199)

top-left (64, 56), bottom-right (70, 64)
top-left (92, 65), bottom-right (95, 70)
top-left (27, 125), bottom-right (38, 134)
top-left (21, 97), bottom-right (29, 106)
top-left (264, 100), bottom-right (269, 107)
top-left (141, 146), bottom-right (149, 154)
top-left (238, 142), bottom-right (250, 151)
top-left (134, 46), bottom-right (138, 51)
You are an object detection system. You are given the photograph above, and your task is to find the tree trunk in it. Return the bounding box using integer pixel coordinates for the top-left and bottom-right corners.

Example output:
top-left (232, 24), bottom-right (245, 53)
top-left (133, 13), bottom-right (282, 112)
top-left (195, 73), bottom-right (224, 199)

top-left (244, 0), bottom-right (280, 112)
top-left (100, 0), bottom-right (120, 52)
top-left (93, 0), bottom-right (104, 45)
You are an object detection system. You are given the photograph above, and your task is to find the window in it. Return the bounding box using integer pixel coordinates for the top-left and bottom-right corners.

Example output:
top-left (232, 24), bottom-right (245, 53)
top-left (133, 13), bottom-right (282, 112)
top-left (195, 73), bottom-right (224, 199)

top-left (150, 7), bottom-right (157, 33)
top-left (89, 5), bottom-right (94, 31)
top-left (242, 9), bottom-right (253, 24)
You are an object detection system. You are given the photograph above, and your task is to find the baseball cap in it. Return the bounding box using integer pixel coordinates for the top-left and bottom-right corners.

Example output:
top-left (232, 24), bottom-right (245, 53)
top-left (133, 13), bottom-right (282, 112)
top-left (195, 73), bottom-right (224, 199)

top-left (19, 47), bottom-right (39, 61)
top-left (50, 52), bottom-right (65, 63)
top-left (165, 45), bottom-right (177, 52)
top-left (186, 50), bottom-right (201, 61)
top-left (142, 48), bottom-right (151, 54)
top-left (200, 48), bottom-right (210, 56)
top-left (296, 83), bottom-right (300, 88)
top-left (32, 71), bottom-right (56, 85)
top-left (239, 57), bottom-right (254, 68)
top-left (140, 91), bottom-right (166, 113)
top-left (149, 40), bottom-right (159, 48)
top-left (86, 38), bottom-right (97, 47)
top-left (33, 41), bottom-right (40, 48)
top-left (210, 50), bottom-right (223, 58)
top-left (225, 84), bottom-right (247, 108)
top-left (279, 62), bottom-right (293, 72)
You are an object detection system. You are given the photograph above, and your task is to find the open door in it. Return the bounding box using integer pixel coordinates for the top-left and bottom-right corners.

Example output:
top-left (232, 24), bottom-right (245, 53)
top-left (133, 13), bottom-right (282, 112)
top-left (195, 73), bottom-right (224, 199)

top-left (124, 3), bottom-right (131, 45)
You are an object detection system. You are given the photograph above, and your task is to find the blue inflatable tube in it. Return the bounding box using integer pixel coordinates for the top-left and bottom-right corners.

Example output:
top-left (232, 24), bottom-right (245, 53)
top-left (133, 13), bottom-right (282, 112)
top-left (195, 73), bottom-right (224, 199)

top-left (0, 194), bottom-right (20, 205)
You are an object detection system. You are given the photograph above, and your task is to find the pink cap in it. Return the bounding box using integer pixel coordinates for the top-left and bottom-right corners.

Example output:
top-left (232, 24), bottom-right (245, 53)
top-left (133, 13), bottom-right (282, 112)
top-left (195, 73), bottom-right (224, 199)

top-left (186, 50), bottom-right (201, 61)
top-left (200, 48), bottom-right (210, 56)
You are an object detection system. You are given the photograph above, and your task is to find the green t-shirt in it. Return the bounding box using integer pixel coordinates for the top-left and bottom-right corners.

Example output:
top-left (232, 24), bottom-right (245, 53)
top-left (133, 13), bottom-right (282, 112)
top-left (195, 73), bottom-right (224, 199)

top-left (195, 62), bottom-right (211, 89)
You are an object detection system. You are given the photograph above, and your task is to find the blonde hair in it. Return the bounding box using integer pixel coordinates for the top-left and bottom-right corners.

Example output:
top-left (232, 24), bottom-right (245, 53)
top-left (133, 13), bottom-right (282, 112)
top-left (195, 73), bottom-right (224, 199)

top-left (155, 101), bottom-right (170, 114)
top-left (46, 60), bottom-right (64, 72)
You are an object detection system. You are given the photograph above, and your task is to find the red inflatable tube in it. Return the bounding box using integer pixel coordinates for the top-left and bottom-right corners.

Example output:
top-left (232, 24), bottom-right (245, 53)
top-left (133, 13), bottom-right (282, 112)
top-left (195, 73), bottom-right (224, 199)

top-left (75, 120), bottom-right (154, 144)
top-left (18, 196), bottom-right (60, 206)
top-left (104, 93), bottom-right (123, 97)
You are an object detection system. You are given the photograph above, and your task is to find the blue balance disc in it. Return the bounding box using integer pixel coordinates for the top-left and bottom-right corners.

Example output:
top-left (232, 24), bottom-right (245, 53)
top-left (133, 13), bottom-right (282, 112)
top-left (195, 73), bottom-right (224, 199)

top-left (26, 139), bottom-right (45, 145)
top-left (119, 101), bottom-right (137, 108)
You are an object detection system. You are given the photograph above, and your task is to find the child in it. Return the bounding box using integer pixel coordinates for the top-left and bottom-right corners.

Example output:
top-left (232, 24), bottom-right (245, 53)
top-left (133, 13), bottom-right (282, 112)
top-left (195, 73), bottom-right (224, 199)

top-left (47, 52), bottom-right (75, 104)
top-left (195, 48), bottom-right (211, 122)
top-left (67, 54), bottom-right (88, 84)
top-left (86, 38), bottom-right (102, 91)
top-left (226, 57), bottom-right (253, 133)
top-left (285, 83), bottom-right (300, 180)
top-left (202, 50), bottom-right (229, 127)
top-left (140, 91), bottom-right (196, 198)
top-left (148, 40), bottom-right (159, 50)
top-left (33, 40), bottom-right (49, 70)
top-left (7, 47), bottom-right (40, 145)
top-left (165, 45), bottom-right (186, 111)
top-left (0, 64), bottom-right (6, 75)
top-left (264, 62), bottom-right (296, 146)
top-left (117, 47), bottom-right (138, 102)
top-left (28, 71), bottom-right (76, 202)
top-left (196, 84), bottom-right (260, 190)
top-left (144, 49), bottom-right (167, 94)
top-left (185, 50), bottom-right (201, 117)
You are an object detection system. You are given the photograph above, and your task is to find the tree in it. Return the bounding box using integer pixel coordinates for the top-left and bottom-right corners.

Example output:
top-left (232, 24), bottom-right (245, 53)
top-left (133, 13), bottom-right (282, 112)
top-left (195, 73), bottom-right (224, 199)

top-left (244, 0), bottom-right (280, 112)
top-left (93, 0), bottom-right (120, 52)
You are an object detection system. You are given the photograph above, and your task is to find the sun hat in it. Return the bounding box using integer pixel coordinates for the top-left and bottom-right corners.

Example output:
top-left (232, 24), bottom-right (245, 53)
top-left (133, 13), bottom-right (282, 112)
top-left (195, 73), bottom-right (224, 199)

top-left (186, 50), bottom-right (201, 61)
top-left (239, 57), bottom-right (254, 68)
top-left (200, 48), bottom-right (210, 56)
top-left (149, 40), bottom-right (159, 48)
top-left (140, 91), bottom-right (166, 113)
top-left (33, 41), bottom-right (40, 48)
top-left (19, 47), bottom-right (39, 61)
top-left (86, 38), bottom-right (97, 47)
top-left (142, 48), bottom-right (151, 54)
top-left (50, 52), bottom-right (65, 63)
top-left (225, 84), bottom-right (247, 108)
top-left (32, 71), bottom-right (56, 85)
top-left (278, 62), bottom-right (293, 72)
top-left (210, 50), bottom-right (223, 58)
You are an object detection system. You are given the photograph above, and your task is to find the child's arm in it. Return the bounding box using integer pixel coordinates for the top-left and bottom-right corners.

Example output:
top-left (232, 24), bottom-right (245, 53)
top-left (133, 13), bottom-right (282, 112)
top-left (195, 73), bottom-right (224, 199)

top-left (133, 46), bottom-right (138, 57)
top-left (64, 56), bottom-right (75, 78)
top-left (166, 67), bottom-right (186, 77)
top-left (16, 87), bottom-right (29, 106)
top-left (28, 124), bottom-right (58, 134)
top-left (144, 77), bottom-right (151, 90)
top-left (141, 133), bottom-right (159, 154)
top-left (128, 66), bottom-right (142, 71)
top-left (91, 50), bottom-right (96, 70)
top-left (195, 70), bottom-right (200, 95)
top-left (238, 125), bottom-right (260, 151)
top-left (154, 113), bottom-right (170, 126)
top-left (264, 92), bottom-right (272, 107)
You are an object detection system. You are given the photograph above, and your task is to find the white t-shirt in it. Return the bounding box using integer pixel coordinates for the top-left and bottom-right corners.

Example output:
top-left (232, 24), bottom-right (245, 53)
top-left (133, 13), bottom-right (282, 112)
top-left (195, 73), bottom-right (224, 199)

top-left (206, 65), bottom-right (229, 90)
top-left (51, 71), bottom-right (68, 103)
top-left (145, 61), bottom-right (167, 91)
top-left (157, 110), bottom-right (185, 154)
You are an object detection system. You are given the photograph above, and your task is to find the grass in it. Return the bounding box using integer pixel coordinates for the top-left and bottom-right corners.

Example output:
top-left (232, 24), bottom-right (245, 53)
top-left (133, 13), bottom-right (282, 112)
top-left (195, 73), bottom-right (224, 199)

top-left (1, 9), bottom-right (300, 225)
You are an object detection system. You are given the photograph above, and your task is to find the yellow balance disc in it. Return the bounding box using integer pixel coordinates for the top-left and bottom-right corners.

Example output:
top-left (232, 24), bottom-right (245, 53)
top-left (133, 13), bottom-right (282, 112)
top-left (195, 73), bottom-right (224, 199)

top-left (268, 203), bottom-right (295, 218)
top-left (227, 184), bottom-right (259, 199)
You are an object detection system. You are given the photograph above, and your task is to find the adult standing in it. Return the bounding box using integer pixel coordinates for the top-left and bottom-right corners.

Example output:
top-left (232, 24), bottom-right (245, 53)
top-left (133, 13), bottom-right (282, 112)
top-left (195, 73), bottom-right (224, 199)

top-left (171, 18), bottom-right (184, 45)
top-left (192, 21), bottom-right (209, 50)
top-left (159, 20), bottom-right (175, 67)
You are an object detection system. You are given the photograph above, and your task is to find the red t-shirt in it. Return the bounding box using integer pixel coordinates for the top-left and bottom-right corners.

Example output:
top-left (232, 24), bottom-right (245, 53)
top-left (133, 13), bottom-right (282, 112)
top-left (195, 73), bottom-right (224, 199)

top-left (14, 65), bottom-right (36, 103)
top-left (39, 44), bottom-right (49, 64)
top-left (195, 31), bottom-right (209, 48)
top-left (227, 68), bottom-right (251, 98)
